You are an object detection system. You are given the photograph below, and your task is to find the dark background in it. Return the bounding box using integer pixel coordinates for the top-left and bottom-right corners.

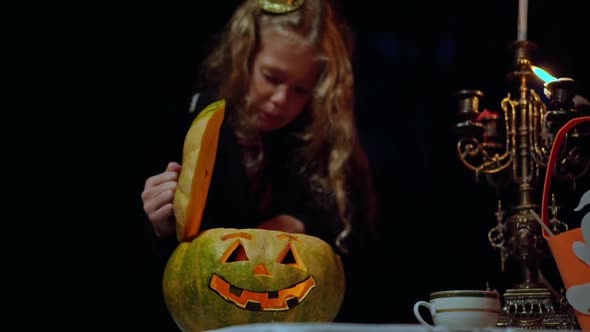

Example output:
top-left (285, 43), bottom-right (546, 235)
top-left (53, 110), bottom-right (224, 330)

top-left (123, 1), bottom-right (589, 330)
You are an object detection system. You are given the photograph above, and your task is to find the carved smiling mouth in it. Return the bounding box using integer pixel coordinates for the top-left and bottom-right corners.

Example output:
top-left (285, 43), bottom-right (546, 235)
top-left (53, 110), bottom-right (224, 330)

top-left (209, 274), bottom-right (316, 311)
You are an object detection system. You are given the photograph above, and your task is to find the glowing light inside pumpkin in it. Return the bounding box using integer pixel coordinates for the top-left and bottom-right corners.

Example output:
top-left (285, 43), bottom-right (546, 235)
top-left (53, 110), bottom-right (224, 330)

top-left (209, 274), bottom-right (316, 311)
top-left (210, 231), bottom-right (317, 311)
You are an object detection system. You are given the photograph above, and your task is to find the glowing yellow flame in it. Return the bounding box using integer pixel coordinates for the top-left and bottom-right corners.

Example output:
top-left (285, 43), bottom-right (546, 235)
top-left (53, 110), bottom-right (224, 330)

top-left (531, 66), bottom-right (558, 83)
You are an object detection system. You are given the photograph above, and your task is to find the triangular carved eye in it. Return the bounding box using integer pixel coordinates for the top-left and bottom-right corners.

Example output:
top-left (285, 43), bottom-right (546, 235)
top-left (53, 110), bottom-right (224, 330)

top-left (280, 247), bottom-right (296, 264)
top-left (220, 240), bottom-right (249, 263)
top-left (277, 242), bottom-right (305, 270)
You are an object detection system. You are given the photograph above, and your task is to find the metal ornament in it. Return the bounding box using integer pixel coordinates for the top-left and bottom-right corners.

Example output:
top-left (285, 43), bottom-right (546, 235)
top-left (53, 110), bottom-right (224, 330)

top-left (259, 0), bottom-right (304, 14)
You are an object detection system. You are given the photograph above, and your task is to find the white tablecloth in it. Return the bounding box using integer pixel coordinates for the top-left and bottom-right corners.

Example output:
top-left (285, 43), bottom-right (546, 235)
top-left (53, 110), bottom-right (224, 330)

top-left (207, 323), bottom-right (582, 332)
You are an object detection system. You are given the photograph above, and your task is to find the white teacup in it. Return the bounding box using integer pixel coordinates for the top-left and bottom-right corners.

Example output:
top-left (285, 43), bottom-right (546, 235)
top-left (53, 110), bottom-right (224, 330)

top-left (413, 289), bottom-right (501, 328)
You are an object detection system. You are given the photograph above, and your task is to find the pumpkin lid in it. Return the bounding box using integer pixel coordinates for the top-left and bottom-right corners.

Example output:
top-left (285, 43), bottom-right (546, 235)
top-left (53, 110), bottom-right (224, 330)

top-left (173, 99), bottom-right (226, 242)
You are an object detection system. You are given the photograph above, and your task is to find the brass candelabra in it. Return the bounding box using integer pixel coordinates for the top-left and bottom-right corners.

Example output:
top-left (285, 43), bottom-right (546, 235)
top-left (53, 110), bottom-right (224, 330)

top-left (454, 39), bottom-right (589, 329)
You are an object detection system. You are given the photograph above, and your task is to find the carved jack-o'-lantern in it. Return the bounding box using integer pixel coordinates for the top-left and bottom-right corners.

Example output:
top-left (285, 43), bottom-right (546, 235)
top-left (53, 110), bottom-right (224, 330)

top-left (162, 228), bottom-right (345, 332)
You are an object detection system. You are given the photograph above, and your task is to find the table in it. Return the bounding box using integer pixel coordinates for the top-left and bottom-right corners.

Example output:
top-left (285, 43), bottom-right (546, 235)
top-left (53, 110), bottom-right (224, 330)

top-left (207, 322), bottom-right (582, 332)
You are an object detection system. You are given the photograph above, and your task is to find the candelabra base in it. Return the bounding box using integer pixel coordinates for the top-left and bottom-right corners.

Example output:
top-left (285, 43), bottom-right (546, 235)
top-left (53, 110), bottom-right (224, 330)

top-left (496, 288), bottom-right (580, 330)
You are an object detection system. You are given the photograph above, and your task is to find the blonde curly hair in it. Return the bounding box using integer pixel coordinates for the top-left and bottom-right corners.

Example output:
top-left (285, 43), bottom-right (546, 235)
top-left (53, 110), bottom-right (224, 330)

top-left (200, 0), bottom-right (376, 253)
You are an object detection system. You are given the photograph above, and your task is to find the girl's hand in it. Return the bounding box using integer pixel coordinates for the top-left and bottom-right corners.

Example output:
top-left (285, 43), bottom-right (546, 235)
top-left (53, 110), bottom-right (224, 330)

top-left (141, 162), bottom-right (182, 238)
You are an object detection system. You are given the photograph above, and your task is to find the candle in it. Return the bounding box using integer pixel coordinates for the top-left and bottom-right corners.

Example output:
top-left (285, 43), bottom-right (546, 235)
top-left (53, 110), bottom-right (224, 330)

top-left (517, 0), bottom-right (528, 41)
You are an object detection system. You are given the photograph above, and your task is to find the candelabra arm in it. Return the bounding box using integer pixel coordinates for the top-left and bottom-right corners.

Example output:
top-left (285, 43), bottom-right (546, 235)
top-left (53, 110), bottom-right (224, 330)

top-left (529, 89), bottom-right (550, 167)
top-left (456, 138), bottom-right (513, 176)
top-left (488, 200), bottom-right (507, 271)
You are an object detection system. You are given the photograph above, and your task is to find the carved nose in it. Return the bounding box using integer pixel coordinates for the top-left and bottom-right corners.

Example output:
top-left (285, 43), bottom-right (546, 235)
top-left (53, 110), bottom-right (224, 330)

top-left (254, 263), bottom-right (271, 276)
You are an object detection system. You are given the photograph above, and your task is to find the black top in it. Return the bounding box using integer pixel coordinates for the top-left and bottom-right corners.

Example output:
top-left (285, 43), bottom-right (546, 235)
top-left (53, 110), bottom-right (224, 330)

top-left (157, 89), bottom-right (347, 255)
top-left (199, 100), bottom-right (344, 249)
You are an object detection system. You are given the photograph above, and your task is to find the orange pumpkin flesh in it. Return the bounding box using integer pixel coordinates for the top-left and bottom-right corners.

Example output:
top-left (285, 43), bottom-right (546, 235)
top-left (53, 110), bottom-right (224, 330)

top-left (173, 100), bottom-right (225, 242)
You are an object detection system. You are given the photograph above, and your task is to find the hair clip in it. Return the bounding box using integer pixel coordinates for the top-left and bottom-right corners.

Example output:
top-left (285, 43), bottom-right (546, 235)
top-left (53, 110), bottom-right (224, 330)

top-left (259, 0), bottom-right (304, 14)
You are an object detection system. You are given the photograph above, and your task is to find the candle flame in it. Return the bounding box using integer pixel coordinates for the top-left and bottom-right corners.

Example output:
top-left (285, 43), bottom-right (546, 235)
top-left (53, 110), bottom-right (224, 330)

top-left (531, 66), bottom-right (558, 83)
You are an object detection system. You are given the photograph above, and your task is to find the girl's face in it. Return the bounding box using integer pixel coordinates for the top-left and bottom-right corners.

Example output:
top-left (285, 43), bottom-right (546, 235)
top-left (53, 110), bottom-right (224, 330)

top-left (247, 27), bottom-right (321, 132)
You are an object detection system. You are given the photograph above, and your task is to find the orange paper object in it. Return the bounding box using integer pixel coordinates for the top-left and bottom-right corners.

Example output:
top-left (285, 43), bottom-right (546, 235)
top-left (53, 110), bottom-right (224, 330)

top-left (541, 116), bottom-right (590, 331)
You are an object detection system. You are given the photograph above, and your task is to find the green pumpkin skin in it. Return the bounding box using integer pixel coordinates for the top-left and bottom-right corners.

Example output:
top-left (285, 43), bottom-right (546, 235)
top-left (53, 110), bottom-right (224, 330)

top-left (163, 228), bottom-right (346, 332)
